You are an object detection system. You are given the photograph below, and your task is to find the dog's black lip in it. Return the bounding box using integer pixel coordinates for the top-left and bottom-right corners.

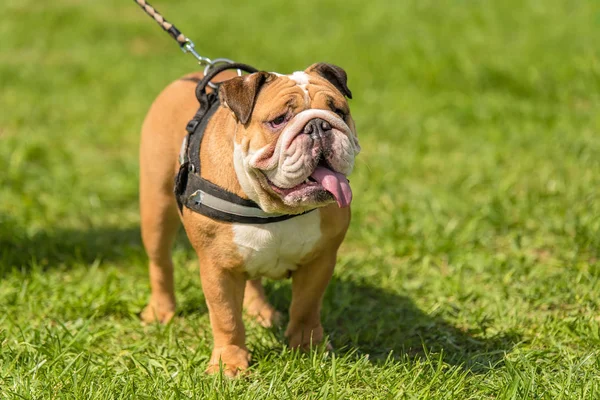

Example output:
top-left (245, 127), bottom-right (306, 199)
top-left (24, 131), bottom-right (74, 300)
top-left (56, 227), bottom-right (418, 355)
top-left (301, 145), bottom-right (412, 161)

top-left (263, 173), bottom-right (319, 192)
top-left (260, 154), bottom-right (339, 191)
top-left (260, 170), bottom-right (332, 203)
top-left (317, 157), bottom-right (332, 170)
top-left (257, 169), bottom-right (335, 208)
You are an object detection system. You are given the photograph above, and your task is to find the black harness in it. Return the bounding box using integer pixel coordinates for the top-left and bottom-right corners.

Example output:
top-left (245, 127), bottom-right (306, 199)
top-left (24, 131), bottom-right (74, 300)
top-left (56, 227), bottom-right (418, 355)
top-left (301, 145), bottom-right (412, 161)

top-left (174, 63), bottom-right (312, 224)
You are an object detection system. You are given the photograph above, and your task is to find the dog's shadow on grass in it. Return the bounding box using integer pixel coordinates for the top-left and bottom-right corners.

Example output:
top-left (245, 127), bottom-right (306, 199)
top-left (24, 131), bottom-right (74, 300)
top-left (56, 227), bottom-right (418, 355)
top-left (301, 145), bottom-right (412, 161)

top-left (0, 217), bottom-right (146, 275)
top-left (2, 218), bottom-right (518, 372)
top-left (264, 277), bottom-right (520, 373)
top-left (0, 221), bottom-right (199, 276)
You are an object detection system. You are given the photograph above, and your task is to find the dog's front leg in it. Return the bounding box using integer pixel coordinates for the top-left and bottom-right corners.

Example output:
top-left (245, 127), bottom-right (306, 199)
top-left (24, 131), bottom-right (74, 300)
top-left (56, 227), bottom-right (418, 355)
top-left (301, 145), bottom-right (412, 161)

top-left (285, 251), bottom-right (337, 351)
top-left (200, 261), bottom-right (250, 377)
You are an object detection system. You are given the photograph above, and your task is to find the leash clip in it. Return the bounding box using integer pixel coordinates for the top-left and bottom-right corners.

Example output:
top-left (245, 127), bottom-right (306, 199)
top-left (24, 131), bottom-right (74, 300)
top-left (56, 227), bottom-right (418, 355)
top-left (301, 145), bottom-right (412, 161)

top-left (183, 44), bottom-right (243, 89)
top-left (182, 39), bottom-right (212, 66)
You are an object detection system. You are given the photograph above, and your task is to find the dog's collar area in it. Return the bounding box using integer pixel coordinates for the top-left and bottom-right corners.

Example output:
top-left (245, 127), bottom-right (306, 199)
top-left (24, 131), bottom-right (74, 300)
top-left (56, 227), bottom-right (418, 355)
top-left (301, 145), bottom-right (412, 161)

top-left (189, 190), bottom-right (286, 219)
top-left (174, 63), bottom-right (314, 224)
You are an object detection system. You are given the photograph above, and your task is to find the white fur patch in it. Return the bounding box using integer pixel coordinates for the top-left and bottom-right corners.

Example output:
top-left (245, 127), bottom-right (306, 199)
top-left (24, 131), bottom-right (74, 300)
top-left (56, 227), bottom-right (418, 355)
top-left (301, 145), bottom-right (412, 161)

top-left (233, 210), bottom-right (322, 280)
top-left (289, 71), bottom-right (310, 97)
top-left (290, 71), bottom-right (310, 85)
top-left (233, 142), bottom-right (257, 203)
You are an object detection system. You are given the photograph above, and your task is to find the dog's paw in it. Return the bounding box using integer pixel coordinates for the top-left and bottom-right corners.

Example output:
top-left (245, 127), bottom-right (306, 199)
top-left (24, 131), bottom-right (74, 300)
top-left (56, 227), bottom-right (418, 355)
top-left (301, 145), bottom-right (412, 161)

top-left (206, 345), bottom-right (251, 377)
top-left (246, 303), bottom-right (283, 328)
top-left (257, 309), bottom-right (283, 329)
top-left (287, 325), bottom-right (331, 351)
top-left (140, 299), bottom-right (175, 324)
top-left (243, 291), bottom-right (282, 328)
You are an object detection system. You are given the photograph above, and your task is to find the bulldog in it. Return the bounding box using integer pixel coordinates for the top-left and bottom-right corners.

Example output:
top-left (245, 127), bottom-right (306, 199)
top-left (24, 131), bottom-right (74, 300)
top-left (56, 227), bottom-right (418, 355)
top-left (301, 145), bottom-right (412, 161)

top-left (138, 63), bottom-right (360, 376)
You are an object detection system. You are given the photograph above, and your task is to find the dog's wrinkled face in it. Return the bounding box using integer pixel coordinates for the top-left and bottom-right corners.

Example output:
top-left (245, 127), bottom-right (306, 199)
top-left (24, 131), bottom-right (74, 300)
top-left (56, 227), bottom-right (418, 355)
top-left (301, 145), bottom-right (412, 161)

top-left (219, 63), bottom-right (361, 214)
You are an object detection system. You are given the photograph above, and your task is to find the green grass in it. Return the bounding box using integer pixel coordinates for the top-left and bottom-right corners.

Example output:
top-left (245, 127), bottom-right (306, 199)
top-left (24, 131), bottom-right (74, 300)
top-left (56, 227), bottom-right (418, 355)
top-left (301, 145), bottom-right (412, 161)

top-left (1, 0), bottom-right (600, 398)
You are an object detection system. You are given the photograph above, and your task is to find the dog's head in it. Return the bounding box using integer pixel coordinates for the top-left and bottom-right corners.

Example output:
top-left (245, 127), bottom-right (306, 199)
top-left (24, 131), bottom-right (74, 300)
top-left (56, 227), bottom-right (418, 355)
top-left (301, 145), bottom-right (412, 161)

top-left (219, 63), bottom-right (360, 214)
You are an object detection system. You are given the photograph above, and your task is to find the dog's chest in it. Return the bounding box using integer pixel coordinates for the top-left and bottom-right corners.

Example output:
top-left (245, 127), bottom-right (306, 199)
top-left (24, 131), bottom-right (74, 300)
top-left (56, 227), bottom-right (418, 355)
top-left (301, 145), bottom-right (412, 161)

top-left (232, 210), bottom-right (322, 279)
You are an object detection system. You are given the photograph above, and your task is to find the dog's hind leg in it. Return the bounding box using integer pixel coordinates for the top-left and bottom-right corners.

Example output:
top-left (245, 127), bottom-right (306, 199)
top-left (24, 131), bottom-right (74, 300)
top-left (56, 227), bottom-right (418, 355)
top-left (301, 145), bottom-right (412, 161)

top-left (243, 279), bottom-right (282, 328)
top-left (139, 195), bottom-right (179, 323)
top-left (138, 114), bottom-right (182, 324)
top-left (137, 77), bottom-right (210, 324)
top-left (139, 182), bottom-right (180, 324)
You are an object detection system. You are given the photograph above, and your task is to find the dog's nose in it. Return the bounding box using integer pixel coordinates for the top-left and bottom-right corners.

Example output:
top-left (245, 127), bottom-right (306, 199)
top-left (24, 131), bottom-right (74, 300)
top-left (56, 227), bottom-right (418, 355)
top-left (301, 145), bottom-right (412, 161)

top-left (303, 118), bottom-right (332, 137)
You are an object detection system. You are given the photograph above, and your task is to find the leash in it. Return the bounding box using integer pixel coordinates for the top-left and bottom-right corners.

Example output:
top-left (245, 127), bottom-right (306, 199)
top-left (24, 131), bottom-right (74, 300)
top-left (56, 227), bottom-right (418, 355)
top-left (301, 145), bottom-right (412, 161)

top-left (132, 0), bottom-right (244, 88)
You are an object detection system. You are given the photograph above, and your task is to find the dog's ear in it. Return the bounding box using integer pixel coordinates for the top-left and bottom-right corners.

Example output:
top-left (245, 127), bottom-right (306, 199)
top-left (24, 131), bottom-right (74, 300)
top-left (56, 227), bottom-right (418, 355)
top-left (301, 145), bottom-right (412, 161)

top-left (306, 63), bottom-right (352, 99)
top-left (219, 72), bottom-right (272, 124)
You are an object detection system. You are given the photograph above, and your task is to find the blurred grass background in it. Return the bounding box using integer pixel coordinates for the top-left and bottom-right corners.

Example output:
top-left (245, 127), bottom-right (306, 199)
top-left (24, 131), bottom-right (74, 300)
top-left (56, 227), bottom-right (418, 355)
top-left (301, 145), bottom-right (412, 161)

top-left (1, 0), bottom-right (600, 398)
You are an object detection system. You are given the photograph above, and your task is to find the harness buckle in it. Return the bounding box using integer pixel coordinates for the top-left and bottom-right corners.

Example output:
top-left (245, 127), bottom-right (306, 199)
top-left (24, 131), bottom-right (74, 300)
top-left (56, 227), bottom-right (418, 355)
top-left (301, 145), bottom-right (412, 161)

top-left (190, 190), bottom-right (204, 206)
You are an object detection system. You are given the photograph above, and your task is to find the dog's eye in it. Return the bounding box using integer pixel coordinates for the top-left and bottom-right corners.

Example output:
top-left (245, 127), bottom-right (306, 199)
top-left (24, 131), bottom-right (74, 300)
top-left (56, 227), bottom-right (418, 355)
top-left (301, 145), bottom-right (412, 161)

top-left (269, 114), bottom-right (287, 129)
top-left (334, 108), bottom-right (346, 119)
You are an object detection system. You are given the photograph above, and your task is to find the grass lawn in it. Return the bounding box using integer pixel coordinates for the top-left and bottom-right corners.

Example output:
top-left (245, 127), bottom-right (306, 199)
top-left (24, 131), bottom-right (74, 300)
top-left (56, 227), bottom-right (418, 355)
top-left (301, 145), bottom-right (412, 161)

top-left (2, 0), bottom-right (600, 398)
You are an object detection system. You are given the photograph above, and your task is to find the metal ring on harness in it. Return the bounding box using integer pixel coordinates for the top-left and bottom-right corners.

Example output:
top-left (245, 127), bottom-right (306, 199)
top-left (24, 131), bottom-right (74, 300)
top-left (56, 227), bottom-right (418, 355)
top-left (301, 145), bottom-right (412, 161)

top-left (195, 63), bottom-right (259, 102)
top-left (203, 59), bottom-right (244, 90)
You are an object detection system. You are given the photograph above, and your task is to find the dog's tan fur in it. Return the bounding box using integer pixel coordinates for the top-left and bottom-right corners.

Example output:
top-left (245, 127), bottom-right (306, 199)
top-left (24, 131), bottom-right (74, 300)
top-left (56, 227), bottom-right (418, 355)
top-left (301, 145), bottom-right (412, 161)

top-left (139, 67), bottom-right (353, 376)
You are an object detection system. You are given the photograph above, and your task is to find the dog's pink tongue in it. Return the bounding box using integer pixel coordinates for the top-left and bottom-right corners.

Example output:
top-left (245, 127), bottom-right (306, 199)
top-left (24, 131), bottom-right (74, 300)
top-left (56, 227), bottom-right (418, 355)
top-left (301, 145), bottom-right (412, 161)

top-left (310, 166), bottom-right (352, 208)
